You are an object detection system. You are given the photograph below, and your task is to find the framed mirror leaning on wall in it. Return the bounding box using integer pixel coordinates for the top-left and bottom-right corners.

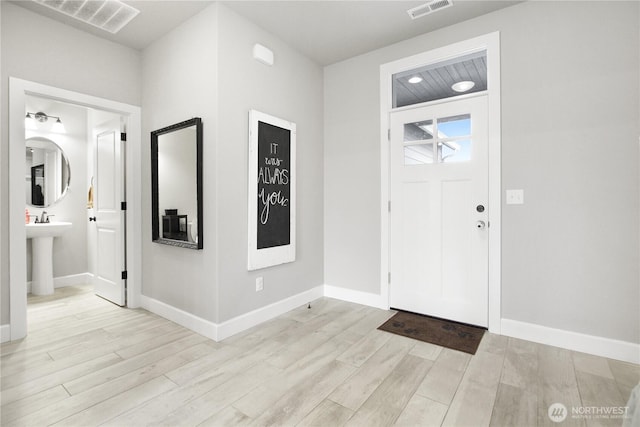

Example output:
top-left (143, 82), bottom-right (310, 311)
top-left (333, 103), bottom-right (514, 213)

top-left (151, 117), bottom-right (203, 249)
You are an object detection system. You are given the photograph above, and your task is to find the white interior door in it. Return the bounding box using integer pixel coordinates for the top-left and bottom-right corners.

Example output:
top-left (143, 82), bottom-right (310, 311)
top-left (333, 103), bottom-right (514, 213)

top-left (93, 123), bottom-right (126, 306)
top-left (390, 96), bottom-right (488, 326)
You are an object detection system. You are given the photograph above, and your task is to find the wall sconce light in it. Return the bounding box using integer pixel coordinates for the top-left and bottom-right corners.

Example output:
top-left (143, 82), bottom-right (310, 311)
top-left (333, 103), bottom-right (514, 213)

top-left (25, 111), bottom-right (65, 133)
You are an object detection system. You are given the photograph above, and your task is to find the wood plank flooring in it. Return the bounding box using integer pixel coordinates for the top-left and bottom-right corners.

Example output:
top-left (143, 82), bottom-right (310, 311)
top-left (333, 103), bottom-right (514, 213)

top-left (1, 285), bottom-right (638, 426)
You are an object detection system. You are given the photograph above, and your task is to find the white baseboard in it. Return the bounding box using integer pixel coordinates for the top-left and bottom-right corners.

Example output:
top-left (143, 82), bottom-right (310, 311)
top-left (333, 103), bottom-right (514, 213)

top-left (1, 324), bottom-right (10, 343)
top-left (501, 318), bottom-right (640, 364)
top-left (321, 285), bottom-right (639, 364)
top-left (27, 272), bottom-right (94, 293)
top-left (54, 272), bottom-right (93, 287)
top-left (216, 285), bottom-right (324, 341)
top-left (52, 280), bottom-right (636, 364)
top-left (140, 285), bottom-right (324, 342)
top-left (323, 284), bottom-right (388, 310)
top-left (140, 295), bottom-right (217, 341)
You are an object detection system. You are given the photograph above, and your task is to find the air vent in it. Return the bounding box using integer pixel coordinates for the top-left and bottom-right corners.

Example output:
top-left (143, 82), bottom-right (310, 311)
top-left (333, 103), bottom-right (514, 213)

top-left (407, 0), bottom-right (454, 20)
top-left (34, 0), bottom-right (140, 34)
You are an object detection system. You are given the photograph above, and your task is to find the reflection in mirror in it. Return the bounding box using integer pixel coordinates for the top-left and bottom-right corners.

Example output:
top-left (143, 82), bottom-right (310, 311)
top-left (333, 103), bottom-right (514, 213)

top-left (151, 118), bottom-right (203, 249)
top-left (25, 137), bottom-right (70, 207)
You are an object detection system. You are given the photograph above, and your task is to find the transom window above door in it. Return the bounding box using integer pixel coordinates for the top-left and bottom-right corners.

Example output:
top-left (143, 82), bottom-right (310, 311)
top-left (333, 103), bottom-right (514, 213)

top-left (392, 50), bottom-right (487, 108)
top-left (403, 114), bottom-right (471, 165)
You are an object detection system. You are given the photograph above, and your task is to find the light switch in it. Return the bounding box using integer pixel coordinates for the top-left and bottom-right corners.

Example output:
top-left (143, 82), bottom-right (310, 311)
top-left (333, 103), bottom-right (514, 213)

top-left (506, 189), bottom-right (524, 205)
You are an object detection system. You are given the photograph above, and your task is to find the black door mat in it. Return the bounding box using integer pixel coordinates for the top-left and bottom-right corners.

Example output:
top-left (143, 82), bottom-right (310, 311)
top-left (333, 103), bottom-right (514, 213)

top-left (378, 310), bottom-right (486, 355)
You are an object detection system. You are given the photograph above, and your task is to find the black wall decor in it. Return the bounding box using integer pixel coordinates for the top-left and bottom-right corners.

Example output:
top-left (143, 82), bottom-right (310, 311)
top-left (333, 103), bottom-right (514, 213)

top-left (256, 121), bottom-right (291, 250)
top-left (248, 110), bottom-right (296, 270)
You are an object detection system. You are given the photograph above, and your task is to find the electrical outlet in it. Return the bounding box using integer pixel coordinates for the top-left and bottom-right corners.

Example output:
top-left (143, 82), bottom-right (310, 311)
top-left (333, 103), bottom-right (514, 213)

top-left (256, 277), bottom-right (263, 292)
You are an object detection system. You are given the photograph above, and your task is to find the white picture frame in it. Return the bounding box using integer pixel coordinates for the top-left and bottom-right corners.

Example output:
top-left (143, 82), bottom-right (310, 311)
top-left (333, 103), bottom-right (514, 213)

top-left (248, 110), bottom-right (296, 270)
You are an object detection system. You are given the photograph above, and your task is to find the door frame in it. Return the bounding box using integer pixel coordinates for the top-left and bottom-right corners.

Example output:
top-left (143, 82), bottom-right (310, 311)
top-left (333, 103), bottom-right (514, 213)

top-left (8, 78), bottom-right (142, 340)
top-left (379, 32), bottom-right (502, 333)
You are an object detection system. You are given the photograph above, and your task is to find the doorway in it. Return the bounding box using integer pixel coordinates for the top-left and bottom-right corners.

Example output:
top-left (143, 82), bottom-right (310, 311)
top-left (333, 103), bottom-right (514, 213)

top-left (389, 96), bottom-right (488, 326)
top-left (8, 78), bottom-right (142, 341)
top-left (379, 32), bottom-right (502, 332)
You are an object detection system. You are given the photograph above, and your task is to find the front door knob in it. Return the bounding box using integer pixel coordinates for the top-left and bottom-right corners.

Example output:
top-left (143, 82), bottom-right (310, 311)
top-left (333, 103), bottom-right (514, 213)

top-left (476, 220), bottom-right (486, 230)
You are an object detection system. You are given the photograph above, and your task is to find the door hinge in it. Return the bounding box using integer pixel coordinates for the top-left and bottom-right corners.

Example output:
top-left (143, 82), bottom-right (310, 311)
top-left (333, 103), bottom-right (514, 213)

top-left (387, 129), bottom-right (391, 141)
top-left (388, 200), bottom-right (391, 212)
top-left (121, 132), bottom-right (127, 142)
top-left (121, 270), bottom-right (128, 280)
top-left (121, 201), bottom-right (127, 211)
top-left (388, 272), bottom-right (391, 284)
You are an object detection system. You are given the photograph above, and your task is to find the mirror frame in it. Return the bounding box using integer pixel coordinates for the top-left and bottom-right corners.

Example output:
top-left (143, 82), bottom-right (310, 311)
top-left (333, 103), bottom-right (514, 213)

top-left (151, 117), bottom-right (203, 249)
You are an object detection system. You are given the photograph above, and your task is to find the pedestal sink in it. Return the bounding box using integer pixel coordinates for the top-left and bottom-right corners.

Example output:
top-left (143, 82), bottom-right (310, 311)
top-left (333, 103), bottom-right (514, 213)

top-left (26, 222), bottom-right (72, 295)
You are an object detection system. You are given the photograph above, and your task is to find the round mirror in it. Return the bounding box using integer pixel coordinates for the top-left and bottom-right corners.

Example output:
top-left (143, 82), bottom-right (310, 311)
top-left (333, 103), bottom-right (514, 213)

top-left (25, 137), bottom-right (71, 207)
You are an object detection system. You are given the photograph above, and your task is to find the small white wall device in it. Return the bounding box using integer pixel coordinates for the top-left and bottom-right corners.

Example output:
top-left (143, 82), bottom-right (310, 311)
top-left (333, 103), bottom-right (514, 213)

top-left (253, 43), bottom-right (274, 66)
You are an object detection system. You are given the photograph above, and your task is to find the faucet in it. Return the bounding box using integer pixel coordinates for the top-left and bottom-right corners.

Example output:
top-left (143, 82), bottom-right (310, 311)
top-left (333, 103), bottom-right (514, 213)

top-left (39, 211), bottom-right (47, 223)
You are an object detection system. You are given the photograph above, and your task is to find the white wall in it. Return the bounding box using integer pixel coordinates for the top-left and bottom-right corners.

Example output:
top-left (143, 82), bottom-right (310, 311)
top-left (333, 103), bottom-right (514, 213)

top-left (24, 99), bottom-right (89, 281)
top-left (216, 4), bottom-right (324, 322)
top-left (141, 3), bottom-right (324, 324)
top-left (3, 0), bottom-right (324, 331)
top-left (5, 0), bottom-right (635, 352)
top-left (324, 1), bottom-right (639, 344)
top-left (0, 2), bottom-right (141, 324)
top-left (141, 4), bottom-right (218, 322)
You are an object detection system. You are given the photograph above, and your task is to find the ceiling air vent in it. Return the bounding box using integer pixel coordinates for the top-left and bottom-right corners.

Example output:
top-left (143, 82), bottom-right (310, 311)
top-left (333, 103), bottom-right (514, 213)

top-left (34, 0), bottom-right (140, 34)
top-left (407, 0), bottom-right (454, 20)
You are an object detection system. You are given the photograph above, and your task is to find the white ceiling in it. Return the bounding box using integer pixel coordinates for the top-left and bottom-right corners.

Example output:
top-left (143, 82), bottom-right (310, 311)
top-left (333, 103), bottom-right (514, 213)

top-left (221, 1), bottom-right (520, 65)
top-left (11, 0), bottom-right (521, 65)
top-left (10, 0), bottom-right (213, 50)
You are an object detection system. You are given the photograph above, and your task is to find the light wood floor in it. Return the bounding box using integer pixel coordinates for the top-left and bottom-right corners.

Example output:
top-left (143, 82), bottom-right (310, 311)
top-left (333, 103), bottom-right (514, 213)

top-left (1, 285), bottom-right (638, 426)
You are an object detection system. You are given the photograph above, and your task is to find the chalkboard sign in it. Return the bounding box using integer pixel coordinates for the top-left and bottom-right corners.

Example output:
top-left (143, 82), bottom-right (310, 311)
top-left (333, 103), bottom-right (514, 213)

top-left (248, 110), bottom-right (296, 270)
top-left (257, 121), bottom-right (291, 249)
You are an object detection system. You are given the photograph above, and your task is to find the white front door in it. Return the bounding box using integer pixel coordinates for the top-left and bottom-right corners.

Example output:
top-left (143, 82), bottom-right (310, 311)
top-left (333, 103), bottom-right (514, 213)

top-left (390, 96), bottom-right (488, 327)
top-left (93, 122), bottom-right (126, 306)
